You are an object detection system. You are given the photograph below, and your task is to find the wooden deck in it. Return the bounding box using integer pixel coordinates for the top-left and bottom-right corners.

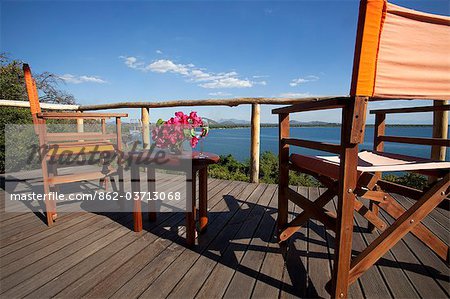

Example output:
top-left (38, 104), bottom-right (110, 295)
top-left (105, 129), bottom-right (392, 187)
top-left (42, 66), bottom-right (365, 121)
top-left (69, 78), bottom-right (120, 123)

top-left (0, 174), bottom-right (449, 298)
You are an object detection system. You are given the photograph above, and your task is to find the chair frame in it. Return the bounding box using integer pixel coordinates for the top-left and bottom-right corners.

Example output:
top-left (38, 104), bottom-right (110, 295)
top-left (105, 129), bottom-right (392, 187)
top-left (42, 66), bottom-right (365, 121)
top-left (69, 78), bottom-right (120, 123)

top-left (23, 64), bottom-right (127, 226)
top-left (273, 96), bottom-right (449, 298)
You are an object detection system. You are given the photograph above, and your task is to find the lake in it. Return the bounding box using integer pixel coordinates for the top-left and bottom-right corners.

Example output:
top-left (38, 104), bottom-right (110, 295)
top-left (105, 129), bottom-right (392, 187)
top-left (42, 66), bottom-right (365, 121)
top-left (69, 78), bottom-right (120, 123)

top-left (202, 126), bottom-right (449, 161)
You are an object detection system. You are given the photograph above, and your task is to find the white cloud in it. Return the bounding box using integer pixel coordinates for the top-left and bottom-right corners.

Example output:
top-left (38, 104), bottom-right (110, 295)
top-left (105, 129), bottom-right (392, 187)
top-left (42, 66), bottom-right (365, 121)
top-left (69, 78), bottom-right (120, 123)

top-left (209, 91), bottom-right (232, 96)
top-left (119, 56), bottom-right (146, 70)
top-left (59, 74), bottom-right (107, 84)
top-left (120, 56), bottom-right (264, 89)
top-left (148, 59), bottom-right (190, 75)
top-left (156, 49), bottom-right (163, 54)
top-left (197, 72), bottom-right (253, 89)
top-left (279, 92), bottom-right (311, 98)
top-left (289, 75), bottom-right (319, 87)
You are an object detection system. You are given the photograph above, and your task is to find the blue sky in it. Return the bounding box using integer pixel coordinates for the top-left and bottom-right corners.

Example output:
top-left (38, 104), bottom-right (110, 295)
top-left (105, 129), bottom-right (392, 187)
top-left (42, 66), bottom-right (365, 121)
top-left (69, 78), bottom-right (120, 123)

top-left (2, 0), bottom-right (449, 124)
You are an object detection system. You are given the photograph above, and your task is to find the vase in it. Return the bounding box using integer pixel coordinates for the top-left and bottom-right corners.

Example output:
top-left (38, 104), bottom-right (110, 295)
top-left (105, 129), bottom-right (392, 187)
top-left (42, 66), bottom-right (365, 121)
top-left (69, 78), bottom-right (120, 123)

top-left (168, 145), bottom-right (183, 155)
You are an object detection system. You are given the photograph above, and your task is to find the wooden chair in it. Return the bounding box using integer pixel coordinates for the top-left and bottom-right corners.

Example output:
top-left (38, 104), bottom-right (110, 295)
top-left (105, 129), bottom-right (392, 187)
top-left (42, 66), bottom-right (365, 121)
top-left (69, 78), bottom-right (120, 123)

top-left (23, 63), bottom-right (127, 226)
top-left (272, 1), bottom-right (449, 297)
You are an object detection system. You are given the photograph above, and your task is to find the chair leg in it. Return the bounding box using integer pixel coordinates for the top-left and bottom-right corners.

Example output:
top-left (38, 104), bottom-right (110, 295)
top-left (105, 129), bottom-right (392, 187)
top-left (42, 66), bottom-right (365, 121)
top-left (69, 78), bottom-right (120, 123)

top-left (131, 164), bottom-right (142, 232)
top-left (42, 158), bottom-right (55, 226)
top-left (277, 113), bottom-right (289, 237)
top-left (198, 167), bottom-right (208, 232)
top-left (117, 164), bottom-right (125, 211)
top-left (43, 180), bottom-right (55, 226)
top-left (99, 157), bottom-right (111, 190)
top-left (331, 187), bottom-right (356, 298)
top-left (277, 186), bottom-right (288, 235)
top-left (367, 200), bottom-right (379, 232)
top-left (186, 171), bottom-right (196, 247)
top-left (331, 109), bottom-right (359, 299)
top-left (100, 177), bottom-right (109, 190)
top-left (147, 167), bottom-right (157, 222)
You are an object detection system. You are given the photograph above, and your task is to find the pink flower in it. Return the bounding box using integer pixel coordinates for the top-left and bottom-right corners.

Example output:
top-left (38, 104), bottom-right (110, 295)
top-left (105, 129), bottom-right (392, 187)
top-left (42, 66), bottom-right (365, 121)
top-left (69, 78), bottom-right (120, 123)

top-left (188, 111), bottom-right (203, 126)
top-left (151, 111), bottom-right (207, 150)
top-left (169, 135), bottom-right (178, 145)
top-left (189, 111), bottom-right (197, 120)
top-left (190, 136), bottom-right (199, 148)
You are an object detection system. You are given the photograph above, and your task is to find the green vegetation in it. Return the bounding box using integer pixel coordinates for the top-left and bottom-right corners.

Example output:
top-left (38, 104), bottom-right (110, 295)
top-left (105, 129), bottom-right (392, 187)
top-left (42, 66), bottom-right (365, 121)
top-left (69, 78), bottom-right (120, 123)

top-left (0, 107), bottom-right (34, 172)
top-left (209, 151), bottom-right (429, 190)
top-left (209, 151), bottom-right (320, 187)
top-left (383, 172), bottom-right (429, 190)
top-left (0, 53), bottom-right (77, 172)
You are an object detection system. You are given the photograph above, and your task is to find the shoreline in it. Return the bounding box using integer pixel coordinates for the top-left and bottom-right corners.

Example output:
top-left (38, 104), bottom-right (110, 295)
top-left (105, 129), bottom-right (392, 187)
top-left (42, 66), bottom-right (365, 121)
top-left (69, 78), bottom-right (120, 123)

top-left (208, 124), bottom-right (439, 129)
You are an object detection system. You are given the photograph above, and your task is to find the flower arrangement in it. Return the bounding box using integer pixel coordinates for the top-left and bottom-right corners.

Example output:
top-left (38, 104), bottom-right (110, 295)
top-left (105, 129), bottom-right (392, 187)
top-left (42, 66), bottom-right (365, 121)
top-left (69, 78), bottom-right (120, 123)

top-left (151, 111), bottom-right (208, 153)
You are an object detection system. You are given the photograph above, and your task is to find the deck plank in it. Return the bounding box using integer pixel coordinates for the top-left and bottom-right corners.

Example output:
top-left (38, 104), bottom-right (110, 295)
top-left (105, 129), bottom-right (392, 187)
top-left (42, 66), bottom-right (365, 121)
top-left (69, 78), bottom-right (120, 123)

top-left (168, 183), bottom-right (269, 299)
top-left (375, 208), bottom-right (448, 298)
top-left (0, 214), bottom-right (122, 279)
top-left (108, 180), bottom-right (242, 299)
top-left (353, 200), bottom-right (418, 298)
top-left (249, 185), bottom-right (284, 299)
top-left (78, 179), bottom-right (226, 298)
top-left (52, 180), bottom-right (192, 298)
top-left (197, 187), bottom-right (273, 298)
top-left (132, 181), bottom-right (253, 298)
top-left (216, 184), bottom-right (277, 298)
top-left (1, 219), bottom-right (131, 297)
top-left (1, 175), bottom-right (448, 299)
top-left (279, 186), bottom-right (310, 298)
top-left (378, 196), bottom-right (450, 298)
top-left (306, 187), bottom-right (333, 298)
top-left (337, 198), bottom-right (393, 298)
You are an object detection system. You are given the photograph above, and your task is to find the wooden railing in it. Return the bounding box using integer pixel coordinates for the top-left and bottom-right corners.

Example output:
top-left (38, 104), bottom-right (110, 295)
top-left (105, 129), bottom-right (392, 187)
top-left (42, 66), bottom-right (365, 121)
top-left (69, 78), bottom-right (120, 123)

top-left (77, 96), bottom-right (348, 183)
top-left (0, 99), bottom-right (79, 110)
top-left (370, 101), bottom-right (449, 183)
top-left (2, 96), bottom-right (340, 182)
top-left (2, 97), bottom-right (448, 183)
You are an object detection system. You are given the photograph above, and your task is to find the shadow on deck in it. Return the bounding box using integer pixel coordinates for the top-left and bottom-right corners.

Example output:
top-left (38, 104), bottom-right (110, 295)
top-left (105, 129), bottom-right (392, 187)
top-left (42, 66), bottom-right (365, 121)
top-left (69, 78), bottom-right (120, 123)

top-left (0, 171), bottom-right (449, 298)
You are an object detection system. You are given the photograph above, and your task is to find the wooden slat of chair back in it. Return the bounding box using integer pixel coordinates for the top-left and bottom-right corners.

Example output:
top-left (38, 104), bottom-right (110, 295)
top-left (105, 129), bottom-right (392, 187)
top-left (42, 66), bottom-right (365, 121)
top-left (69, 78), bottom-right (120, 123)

top-left (23, 64), bottom-right (42, 118)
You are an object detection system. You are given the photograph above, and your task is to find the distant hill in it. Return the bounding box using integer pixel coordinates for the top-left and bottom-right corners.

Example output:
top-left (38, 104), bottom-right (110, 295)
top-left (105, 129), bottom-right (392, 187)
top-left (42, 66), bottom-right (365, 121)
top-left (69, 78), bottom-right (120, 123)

top-left (203, 118), bottom-right (219, 125)
top-left (218, 118), bottom-right (251, 125)
top-left (211, 118), bottom-right (338, 127)
top-left (120, 118), bottom-right (433, 128)
top-left (290, 120), bottom-right (340, 126)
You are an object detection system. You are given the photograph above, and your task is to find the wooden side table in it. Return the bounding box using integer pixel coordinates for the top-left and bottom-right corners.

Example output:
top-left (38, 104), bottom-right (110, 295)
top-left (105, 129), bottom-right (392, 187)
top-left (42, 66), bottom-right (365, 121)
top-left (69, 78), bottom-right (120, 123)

top-left (127, 151), bottom-right (219, 246)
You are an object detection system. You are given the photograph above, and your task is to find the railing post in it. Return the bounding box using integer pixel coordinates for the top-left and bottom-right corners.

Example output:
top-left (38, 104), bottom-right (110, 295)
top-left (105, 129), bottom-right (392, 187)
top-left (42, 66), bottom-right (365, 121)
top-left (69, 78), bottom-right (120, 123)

top-left (141, 107), bottom-right (150, 150)
top-left (76, 111), bottom-right (84, 144)
top-left (76, 112), bottom-right (84, 133)
top-left (250, 103), bottom-right (261, 183)
top-left (431, 100), bottom-right (448, 161)
top-left (430, 100), bottom-right (448, 183)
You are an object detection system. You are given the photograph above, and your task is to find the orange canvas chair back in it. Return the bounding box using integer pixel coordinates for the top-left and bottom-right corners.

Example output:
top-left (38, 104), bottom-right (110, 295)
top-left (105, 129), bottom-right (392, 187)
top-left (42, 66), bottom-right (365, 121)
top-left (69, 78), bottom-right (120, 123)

top-left (350, 0), bottom-right (450, 100)
top-left (23, 64), bottom-right (43, 126)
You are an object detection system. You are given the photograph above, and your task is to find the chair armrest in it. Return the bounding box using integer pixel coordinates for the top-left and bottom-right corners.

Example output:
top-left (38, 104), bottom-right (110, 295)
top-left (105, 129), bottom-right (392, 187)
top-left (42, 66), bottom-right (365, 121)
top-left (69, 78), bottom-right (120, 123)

top-left (370, 104), bottom-right (450, 115)
top-left (272, 96), bottom-right (348, 114)
top-left (38, 112), bottom-right (128, 119)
